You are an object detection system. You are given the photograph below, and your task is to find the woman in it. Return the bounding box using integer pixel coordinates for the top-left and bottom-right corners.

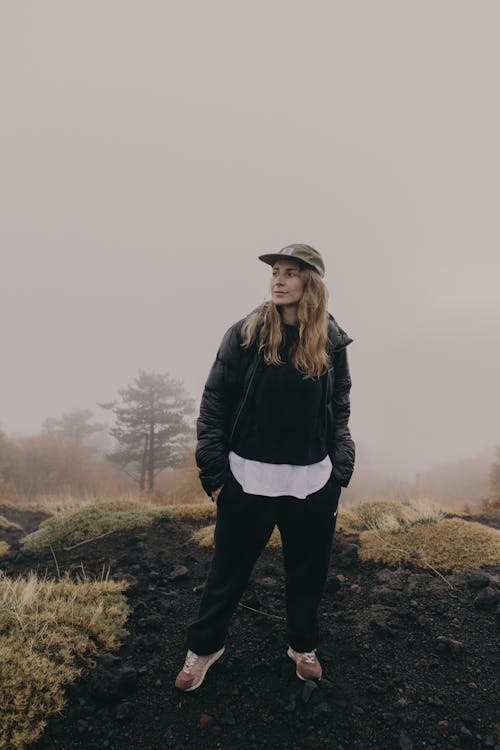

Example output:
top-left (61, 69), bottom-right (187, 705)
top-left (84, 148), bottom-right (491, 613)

top-left (175, 244), bottom-right (355, 691)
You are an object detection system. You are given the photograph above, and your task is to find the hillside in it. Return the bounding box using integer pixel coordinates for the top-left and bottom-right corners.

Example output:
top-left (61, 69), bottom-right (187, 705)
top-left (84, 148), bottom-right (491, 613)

top-left (0, 502), bottom-right (499, 750)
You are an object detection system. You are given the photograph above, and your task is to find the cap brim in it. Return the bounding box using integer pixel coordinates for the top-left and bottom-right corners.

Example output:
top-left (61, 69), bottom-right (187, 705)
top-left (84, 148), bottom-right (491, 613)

top-left (258, 253), bottom-right (315, 271)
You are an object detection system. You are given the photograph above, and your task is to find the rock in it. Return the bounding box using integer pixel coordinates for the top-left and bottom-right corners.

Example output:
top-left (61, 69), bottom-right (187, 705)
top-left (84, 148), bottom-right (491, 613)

top-left (367, 683), bottom-right (386, 695)
top-left (427, 695), bottom-right (444, 706)
top-left (350, 583), bottom-right (362, 593)
top-left (257, 576), bottom-right (277, 589)
top-left (310, 701), bottom-right (332, 718)
top-left (370, 616), bottom-right (398, 638)
top-left (337, 543), bottom-right (358, 568)
top-left (168, 565), bottom-right (190, 581)
top-left (372, 586), bottom-right (400, 605)
top-left (137, 614), bottom-right (163, 631)
top-left (116, 701), bottom-right (132, 720)
top-left (198, 713), bottom-right (215, 731)
top-left (467, 571), bottom-right (491, 590)
top-left (220, 709), bottom-right (236, 726)
top-left (399, 728), bottom-right (413, 750)
top-left (460, 725), bottom-right (473, 743)
top-left (325, 577), bottom-right (341, 593)
top-left (375, 569), bottom-right (394, 584)
top-left (89, 665), bottom-right (138, 703)
top-left (474, 587), bottom-right (499, 611)
top-left (318, 678), bottom-right (334, 690)
top-left (302, 735), bottom-right (319, 749)
top-left (283, 694), bottom-right (297, 712)
top-left (161, 590), bottom-right (179, 599)
top-left (435, 636), bottom-right (465, 657)
top-left (98, 653), bottom-right (122, 669)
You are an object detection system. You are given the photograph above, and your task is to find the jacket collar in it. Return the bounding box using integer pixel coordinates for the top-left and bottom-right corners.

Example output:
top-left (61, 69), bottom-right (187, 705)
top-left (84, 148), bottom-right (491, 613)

top-left (328, 313), bottom-right (353, 352)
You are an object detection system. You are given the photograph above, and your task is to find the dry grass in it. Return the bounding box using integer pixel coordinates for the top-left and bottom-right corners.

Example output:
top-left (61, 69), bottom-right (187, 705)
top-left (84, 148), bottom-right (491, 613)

top-left (168, 502), bottom-right (216, 522)
top-left (192, 524), bottom-right (282, 549)
top-left (0, 540), bottom-right (10, 558)
top-left (359, 518), bottom-right (500, 573)
top-left (336, 507), bottom-right (363, 533)
top-left (2, 491), bottom-right (168, 517)
top-left (352, 500), bottom-right (410, 529)
top-left (336, 498), bottom-right (447, 534)
top-left (0, 569), bottom-right (131, 749)
top-left (0, 514), bottom-right (23, 530)
top-left (20, 503), bottom-right (172, 554)
top-left (191, 525), bottom-right (217, 547)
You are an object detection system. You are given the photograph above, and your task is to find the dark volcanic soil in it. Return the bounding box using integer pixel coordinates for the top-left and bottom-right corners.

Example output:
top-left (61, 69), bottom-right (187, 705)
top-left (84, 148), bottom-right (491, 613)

top-left (1, 504), bottom-right (499, 750)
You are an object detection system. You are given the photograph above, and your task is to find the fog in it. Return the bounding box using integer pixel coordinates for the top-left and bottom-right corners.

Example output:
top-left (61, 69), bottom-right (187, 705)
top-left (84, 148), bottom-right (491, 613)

top-left (1, 1), bottom-right (499, 479)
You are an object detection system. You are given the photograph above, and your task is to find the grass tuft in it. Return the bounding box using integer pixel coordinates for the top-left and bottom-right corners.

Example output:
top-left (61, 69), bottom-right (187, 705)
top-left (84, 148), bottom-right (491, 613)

top-left (336, 507), bottom-right (362, 533)
top-left (169, 502), bottom-right (216, 522)
top-left (0, 514), bottom-right (23, 530)
top-left (191, 525), bottom-right (216, 547)
top-left (0, 569), bottom-right (131, 748)
top-left (336, 498), bottom-right (446, 534)
top-left (20, 503), bottom-right (172, 554)
top-left (192, 524), bottom-right (282, 549)
top-left (0, 540), bottom-right (10, 557)
top-left (359, 518), bottom-right (500, 573)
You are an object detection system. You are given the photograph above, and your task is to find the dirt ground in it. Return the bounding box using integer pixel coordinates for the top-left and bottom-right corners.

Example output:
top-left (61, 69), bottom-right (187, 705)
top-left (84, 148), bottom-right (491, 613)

top-left (1, 504), bottom-right (499, 750)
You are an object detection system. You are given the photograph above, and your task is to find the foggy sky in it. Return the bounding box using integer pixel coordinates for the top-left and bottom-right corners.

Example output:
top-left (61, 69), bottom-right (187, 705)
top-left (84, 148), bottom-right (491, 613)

top-left (1, 1), bottom-right (499, 478)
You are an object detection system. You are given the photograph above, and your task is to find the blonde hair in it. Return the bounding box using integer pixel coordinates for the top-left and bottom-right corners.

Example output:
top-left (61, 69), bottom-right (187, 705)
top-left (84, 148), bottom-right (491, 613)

top-left (241, 269), bottom-right (331, 378)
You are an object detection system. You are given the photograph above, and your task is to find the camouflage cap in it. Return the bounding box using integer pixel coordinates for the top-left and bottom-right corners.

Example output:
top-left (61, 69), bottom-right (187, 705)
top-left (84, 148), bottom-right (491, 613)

top-left (258, 244), bottom-right (325, 278)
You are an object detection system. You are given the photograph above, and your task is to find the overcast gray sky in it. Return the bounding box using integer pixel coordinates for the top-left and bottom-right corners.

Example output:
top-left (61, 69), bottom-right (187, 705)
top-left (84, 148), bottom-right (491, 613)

top-left (1, 1), bottom-right (499, 478)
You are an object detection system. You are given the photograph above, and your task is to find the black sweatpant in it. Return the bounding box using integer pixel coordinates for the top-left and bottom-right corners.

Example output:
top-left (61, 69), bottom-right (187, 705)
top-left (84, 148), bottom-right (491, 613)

top-left (186, 470), bottom-right (342, 655)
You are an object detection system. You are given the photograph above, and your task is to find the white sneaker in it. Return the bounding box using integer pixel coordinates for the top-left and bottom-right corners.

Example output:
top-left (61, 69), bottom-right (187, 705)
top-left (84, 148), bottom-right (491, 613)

top-left (174, 647), bottom-right (225, 691)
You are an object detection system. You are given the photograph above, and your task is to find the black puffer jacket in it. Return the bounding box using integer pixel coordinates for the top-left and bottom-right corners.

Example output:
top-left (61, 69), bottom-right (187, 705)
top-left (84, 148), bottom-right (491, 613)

top-left (195, 312), bottom-right (355, 497)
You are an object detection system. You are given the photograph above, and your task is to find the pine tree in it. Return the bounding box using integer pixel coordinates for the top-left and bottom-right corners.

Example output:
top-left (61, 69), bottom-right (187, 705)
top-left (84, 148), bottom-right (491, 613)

top-left (100, 371), bottom-right (195, 491)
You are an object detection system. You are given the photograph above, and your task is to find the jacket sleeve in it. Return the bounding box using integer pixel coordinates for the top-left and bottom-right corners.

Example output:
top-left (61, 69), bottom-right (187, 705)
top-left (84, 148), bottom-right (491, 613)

top-left (195, 323), bottom-right (243, 498)
top-left (329, 348), bottom-right (355, 487)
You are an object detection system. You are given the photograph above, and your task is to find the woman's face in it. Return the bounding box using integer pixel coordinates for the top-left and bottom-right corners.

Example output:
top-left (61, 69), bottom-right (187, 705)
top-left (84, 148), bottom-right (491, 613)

top-left (270, 259), bottom-right (305, 307)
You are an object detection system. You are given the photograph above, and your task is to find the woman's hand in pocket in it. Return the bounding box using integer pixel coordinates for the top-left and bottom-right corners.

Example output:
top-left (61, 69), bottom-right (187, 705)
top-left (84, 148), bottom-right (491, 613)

top-left (212, 485), bottom-right (224, 504)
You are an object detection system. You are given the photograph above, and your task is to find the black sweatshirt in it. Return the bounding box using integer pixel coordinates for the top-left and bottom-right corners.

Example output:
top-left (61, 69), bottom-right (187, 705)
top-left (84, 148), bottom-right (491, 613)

top-left (232, 325), bottom-right (328, 465)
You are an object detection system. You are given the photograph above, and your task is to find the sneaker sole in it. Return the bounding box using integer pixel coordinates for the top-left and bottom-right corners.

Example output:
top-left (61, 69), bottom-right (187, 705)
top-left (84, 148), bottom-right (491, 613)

top-left (287, 647), bottom-right (321, 682)
top-left (182, 647), bottom-right (225, 692)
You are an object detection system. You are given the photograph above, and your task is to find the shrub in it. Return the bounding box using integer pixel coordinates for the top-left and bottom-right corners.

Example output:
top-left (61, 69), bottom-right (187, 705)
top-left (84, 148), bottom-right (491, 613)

top-left (352, 500), bottom-right (408, 530)
top-left (336, 507), bottom-right (360, 532)
top-left (359, 518), bottom-right (500, 573)
top-left (337, 498), bottom-right (447, 534)
top-left (20, 503), bottom-right (171, 554)
top-left (0, 570), bottom-right (130, 748)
